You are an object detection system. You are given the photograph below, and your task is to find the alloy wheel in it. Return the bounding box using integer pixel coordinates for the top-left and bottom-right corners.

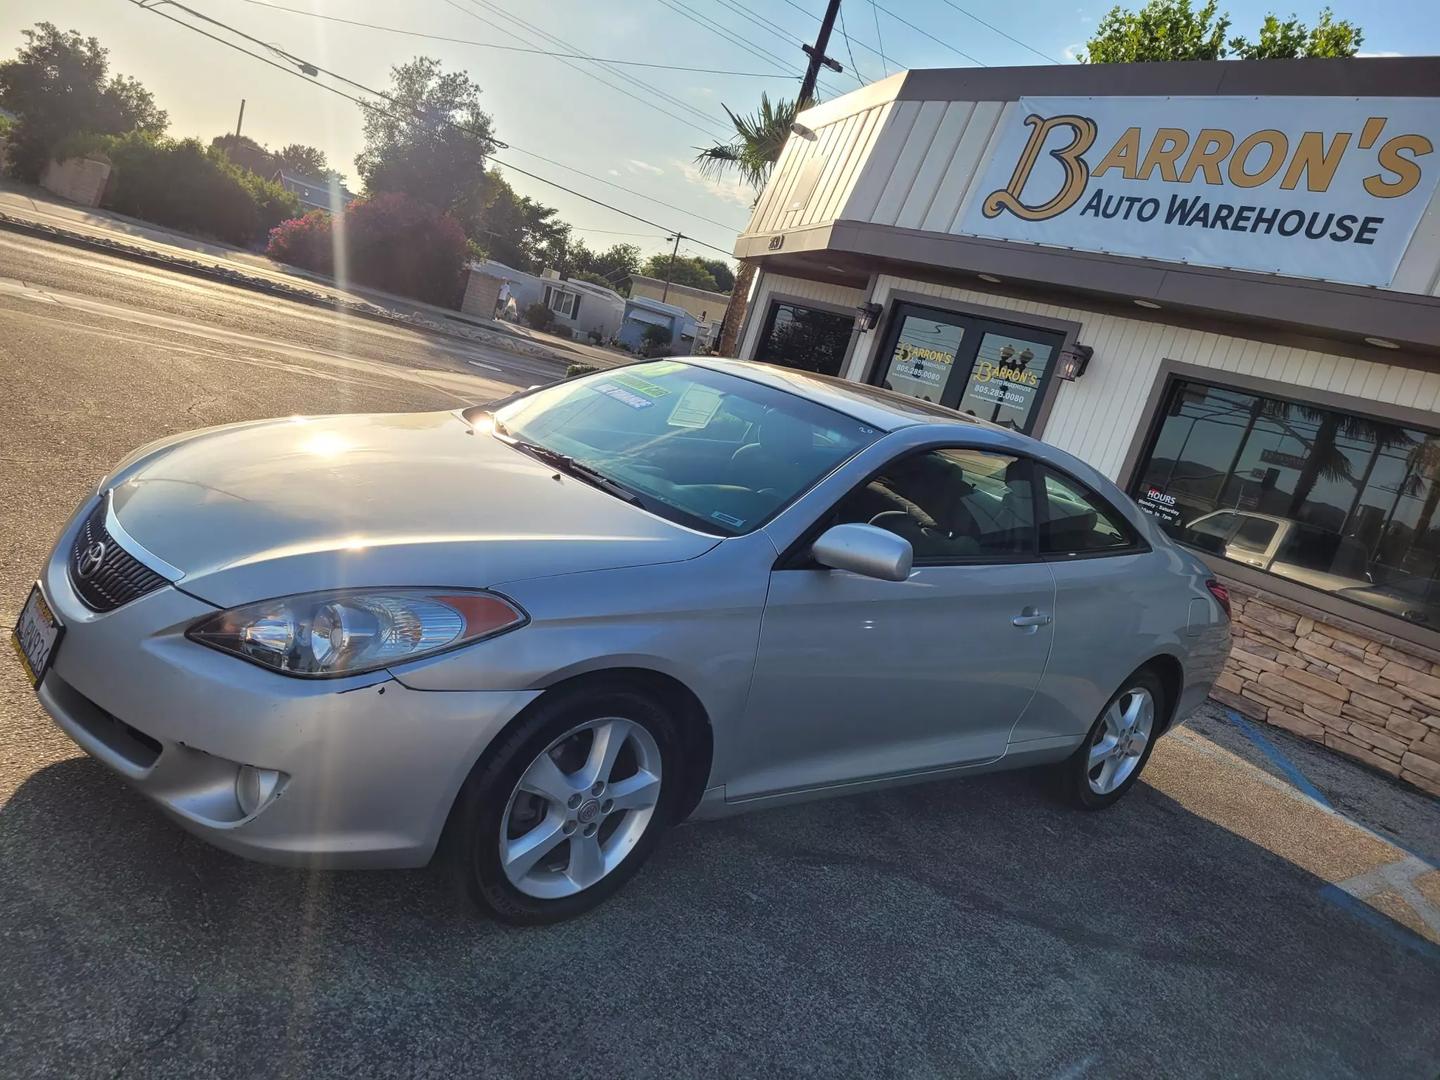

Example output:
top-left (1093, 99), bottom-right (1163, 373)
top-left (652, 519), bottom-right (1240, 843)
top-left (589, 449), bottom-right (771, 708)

top-left (499, 717), bottom-right (662, 899)
top-left (1086, 687), bottom-right (1155, 796)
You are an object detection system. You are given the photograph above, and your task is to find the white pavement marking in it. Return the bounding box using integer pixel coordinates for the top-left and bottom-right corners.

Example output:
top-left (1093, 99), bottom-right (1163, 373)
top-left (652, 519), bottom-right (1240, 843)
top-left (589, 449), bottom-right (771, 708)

top-left (467, 359), bottom-right (502, 371)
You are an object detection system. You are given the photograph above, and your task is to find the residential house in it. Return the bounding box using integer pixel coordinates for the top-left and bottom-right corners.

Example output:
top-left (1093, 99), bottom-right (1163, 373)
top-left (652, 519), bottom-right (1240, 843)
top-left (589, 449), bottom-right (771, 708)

top-left (460, 261), bottom-right (624, 341)
top-left (629, 275), bottom-right (730, 352)
top-left (618, 295), bottom-right (699, 354)
top-left (274, 170), bottom-right (354, 215)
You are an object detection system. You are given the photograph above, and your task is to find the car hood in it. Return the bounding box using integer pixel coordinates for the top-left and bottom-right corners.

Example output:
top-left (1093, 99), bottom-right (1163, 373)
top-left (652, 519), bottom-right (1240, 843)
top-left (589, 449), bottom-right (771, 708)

top-left (108, 410), bottom-right (720, 609)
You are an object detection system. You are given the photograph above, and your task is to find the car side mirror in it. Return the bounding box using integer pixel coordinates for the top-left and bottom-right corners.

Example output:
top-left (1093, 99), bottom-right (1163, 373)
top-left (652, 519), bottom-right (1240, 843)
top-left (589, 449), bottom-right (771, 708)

top-left (811, 523), bottom-right (913, 582)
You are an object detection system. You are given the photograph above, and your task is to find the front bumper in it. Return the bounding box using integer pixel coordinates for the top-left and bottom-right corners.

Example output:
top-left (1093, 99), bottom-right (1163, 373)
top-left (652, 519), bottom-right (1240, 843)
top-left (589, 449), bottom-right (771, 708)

top-left (31, 499), bottom-right (540, 868)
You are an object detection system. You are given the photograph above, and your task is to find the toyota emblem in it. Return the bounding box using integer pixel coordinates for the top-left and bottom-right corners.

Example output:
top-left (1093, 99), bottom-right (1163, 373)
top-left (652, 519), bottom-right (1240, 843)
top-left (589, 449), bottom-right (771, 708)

top-left (76, 540), bottom-right (107, 579)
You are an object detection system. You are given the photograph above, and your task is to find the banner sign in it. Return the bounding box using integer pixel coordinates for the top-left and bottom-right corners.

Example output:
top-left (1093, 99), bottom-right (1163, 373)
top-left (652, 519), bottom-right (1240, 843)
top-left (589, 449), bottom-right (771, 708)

top-left (958, 96), bottom-right (1440, 287)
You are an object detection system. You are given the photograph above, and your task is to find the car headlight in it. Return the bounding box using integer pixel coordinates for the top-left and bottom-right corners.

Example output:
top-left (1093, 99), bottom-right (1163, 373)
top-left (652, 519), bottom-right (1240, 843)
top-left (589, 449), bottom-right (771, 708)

top-left (187, 589), bottom-right (527, 677)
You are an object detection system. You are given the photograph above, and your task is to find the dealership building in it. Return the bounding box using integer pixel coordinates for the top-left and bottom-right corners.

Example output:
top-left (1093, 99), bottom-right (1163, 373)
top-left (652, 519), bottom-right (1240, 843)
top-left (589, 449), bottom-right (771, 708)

top-left (731, 57), bottom-right (1440, 794)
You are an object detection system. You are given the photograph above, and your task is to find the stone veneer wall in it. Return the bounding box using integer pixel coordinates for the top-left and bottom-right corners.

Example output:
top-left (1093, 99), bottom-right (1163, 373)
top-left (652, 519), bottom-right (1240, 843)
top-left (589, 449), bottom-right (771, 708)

top-left (1211, 578), bottom-right (1440, 797)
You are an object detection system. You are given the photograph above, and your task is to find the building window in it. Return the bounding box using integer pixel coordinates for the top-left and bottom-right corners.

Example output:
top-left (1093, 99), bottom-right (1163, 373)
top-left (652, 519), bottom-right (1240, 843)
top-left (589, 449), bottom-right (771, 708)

top-left (755, 301), bottom-right (854, 377)
top-left (544, 285), bottom-right (579, 319)
top-left (869, 302), bottom-right (1063, 435)
top-left (1132, 377), bottom-right (1440, 629)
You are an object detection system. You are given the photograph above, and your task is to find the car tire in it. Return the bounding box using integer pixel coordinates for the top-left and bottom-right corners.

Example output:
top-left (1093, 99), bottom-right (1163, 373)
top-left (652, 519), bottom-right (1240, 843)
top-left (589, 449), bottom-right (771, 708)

top-left (449, 681), bottom-right (682, 925)
top-left (1059, 669), bottom-right (1167, 811)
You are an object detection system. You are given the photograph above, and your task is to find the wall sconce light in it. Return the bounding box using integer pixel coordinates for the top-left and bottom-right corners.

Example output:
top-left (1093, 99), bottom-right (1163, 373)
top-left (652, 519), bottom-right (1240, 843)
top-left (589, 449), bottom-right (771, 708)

top-left (855, 301), bottom-right (884, 333)
top-left (1057, 343), bottom-right (1093, 381)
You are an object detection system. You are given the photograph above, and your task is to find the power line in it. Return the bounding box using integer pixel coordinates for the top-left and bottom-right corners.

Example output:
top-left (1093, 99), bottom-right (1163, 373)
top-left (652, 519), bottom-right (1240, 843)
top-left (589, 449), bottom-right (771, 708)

top-left (936, 0), bottom-right (1062, 65)
top-left (441, 0), bottom-right (729, 139)
top-left (452, 0), bottom-right (726, 133)
top-left (873, 1), bottom-right (986, 67)
top-left (124, 1), bottom-right (742, 256)
top-left (778, 0), bottom-right (900, 71)
top-left (653, 0), bottom-right (843, 99)
top-left (870, 1), bottom-right (890, 76)
top-left (231, 0), bottom-right (799, 77)
top-left (836, 4), bottom-right (868, 86)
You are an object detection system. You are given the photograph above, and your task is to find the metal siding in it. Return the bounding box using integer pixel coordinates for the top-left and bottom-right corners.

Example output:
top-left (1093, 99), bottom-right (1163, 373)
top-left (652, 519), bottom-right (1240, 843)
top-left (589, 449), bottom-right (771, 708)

top-left (921, 101), bottom-right (1005, 233)
top-left (872, 101), bottom-right (949, 227)
top-left (864, 272), bottom-right (1438, 480)
top-left (804, 113), bottom-right (862, 227)
top-left (842, 101), bottom-right (921, 223)
top-left (818, 106), bottom-right (884, 225)
top-left (895, 102), bottom-right (975, 230)
top-left (946, 101), bottom-right (1018, 233)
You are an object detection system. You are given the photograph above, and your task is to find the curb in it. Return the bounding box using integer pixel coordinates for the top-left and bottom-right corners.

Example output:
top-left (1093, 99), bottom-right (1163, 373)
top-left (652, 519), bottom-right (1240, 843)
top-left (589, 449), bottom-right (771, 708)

top-left (0, 213), bottom-right (565, 366)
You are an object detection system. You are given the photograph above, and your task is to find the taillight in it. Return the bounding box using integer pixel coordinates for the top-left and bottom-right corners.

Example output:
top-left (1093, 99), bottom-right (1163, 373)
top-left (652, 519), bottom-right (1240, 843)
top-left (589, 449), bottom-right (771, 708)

top-left (1206, 579), bottom-right (1231, 619)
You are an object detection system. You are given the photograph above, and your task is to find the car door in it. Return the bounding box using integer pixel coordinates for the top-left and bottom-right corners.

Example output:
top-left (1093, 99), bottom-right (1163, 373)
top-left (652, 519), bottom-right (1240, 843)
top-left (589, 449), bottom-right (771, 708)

top-left (728, 446), bottom-right (1057, 802)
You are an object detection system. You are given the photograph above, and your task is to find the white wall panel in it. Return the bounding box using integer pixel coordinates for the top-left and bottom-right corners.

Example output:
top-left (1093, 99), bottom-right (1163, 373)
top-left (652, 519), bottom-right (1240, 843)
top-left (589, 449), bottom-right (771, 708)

top-left (843, 273), bottom-right (1438, 481)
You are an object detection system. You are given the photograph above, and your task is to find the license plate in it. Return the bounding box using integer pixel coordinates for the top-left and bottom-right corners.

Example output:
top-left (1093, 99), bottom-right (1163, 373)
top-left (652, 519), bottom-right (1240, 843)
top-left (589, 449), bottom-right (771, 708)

top-left (11, 584), bottom-right (63, 688)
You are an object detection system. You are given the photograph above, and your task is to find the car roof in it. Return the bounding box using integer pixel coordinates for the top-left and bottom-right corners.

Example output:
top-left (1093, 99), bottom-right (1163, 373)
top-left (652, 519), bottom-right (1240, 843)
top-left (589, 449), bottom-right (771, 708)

top-left (683, 357), bottom-right (1005, 433)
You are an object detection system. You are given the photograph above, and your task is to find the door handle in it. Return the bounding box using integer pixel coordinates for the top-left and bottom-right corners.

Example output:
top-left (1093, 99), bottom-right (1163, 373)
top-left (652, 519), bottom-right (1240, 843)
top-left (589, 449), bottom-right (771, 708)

top-left (1012, 610), bottom-right (1052, 628)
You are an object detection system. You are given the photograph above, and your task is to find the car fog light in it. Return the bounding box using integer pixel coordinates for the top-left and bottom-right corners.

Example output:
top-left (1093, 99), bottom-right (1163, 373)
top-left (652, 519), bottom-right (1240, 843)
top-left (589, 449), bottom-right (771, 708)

top-left (236, 766), bottom-right (282, 816)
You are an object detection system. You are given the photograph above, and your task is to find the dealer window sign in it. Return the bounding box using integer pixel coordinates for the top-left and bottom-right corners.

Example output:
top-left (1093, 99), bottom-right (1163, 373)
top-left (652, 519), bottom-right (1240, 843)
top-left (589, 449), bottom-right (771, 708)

top-left (958, 96), bottom-right (1440, 288)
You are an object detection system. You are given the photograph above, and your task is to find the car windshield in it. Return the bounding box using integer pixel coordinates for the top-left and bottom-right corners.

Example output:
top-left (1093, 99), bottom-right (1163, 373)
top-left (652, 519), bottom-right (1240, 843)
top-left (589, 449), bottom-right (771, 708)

top-left (485, 361), bottom-right (884, 535)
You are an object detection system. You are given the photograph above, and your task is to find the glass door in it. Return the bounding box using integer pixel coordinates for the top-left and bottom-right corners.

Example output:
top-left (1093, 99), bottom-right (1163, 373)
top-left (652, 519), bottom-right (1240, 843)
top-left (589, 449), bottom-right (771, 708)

top-left (870, 302), bottom-right (1064, 435)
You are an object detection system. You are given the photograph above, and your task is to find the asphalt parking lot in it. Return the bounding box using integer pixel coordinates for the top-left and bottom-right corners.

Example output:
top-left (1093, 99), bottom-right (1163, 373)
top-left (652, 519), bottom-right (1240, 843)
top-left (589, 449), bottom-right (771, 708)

top-left (2, 240), bottom-right (1439, 1077)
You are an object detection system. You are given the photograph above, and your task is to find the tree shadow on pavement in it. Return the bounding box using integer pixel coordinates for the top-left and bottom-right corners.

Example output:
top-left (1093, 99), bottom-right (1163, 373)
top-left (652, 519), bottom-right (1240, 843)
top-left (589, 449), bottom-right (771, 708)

top-left (2, 753), bottom-right (1437, 1080)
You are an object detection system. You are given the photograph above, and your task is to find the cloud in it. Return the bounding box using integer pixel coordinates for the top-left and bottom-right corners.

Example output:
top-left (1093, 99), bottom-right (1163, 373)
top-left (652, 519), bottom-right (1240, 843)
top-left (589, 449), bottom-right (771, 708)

top-left (1356, 51), bottom-right (1403, 57)
top-left (1063, 42), bottom-right (1084, 62)
top-left (674, 159), bottom-right (755, 209)
top-left (626, 159), bottom-right (664, 176)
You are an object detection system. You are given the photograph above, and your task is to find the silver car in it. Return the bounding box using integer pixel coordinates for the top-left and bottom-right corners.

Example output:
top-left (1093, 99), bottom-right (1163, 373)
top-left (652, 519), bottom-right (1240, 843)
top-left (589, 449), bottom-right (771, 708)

top-left (13, 359), bottom-right (1230, 923)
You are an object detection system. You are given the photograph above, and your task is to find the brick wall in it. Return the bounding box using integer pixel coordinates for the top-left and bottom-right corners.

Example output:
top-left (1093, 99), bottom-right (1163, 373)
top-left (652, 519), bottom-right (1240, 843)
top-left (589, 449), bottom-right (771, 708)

top-left (1211, 580), bottom-right (1440, 797)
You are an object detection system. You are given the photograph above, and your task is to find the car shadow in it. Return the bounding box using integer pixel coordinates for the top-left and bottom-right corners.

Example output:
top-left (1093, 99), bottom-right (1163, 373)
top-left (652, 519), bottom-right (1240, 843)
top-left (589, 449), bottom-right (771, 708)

top-left (1, 753), bottom-right (1437, 1078)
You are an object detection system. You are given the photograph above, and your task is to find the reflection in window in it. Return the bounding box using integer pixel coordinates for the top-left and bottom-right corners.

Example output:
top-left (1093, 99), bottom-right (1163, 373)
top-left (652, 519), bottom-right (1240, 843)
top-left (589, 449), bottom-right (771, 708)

top-left (878, 315), bottom-right (964, 403)
top-left (955, 332), bottom-right (1054, 431)
top-left (755, 302), bottom-right (854, 377)
top-left (1133, 378), bottom-right (1440, 628)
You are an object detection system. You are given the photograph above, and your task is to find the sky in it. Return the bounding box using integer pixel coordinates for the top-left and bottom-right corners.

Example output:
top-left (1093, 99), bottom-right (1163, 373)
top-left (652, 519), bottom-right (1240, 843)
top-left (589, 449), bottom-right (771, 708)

top-left (4, 0), bottom-right (1434, 266)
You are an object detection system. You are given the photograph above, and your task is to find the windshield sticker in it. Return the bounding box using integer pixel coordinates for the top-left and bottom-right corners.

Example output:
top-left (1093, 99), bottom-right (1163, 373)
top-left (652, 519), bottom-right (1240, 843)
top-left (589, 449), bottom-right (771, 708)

top-left (666, 385), bottom-right (723, 429)
top-left (610, 371), bottom-right (671, 399)
top-left (711, 511), bottom-right (746, 528)
top-left (640, 360), bottom-right (687, 375)
top-left (591, 382), bottom-right (654, 409)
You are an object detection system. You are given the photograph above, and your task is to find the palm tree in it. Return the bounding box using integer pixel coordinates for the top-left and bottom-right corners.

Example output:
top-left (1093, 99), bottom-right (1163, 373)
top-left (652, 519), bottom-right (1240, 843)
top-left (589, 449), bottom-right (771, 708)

top-left (694, 93), bottom-right (800, 356)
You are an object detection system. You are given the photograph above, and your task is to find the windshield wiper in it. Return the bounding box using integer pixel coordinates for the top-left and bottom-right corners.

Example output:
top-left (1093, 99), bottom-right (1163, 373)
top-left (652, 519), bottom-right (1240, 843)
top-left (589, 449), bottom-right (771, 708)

top-left (507, 438), bottom-right (643, 505)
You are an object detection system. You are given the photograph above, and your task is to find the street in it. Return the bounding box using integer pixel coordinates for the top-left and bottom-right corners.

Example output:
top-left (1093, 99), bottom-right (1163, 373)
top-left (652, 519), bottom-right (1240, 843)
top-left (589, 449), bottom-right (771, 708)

top-left (1, 235), bottom-right (1438, 1078)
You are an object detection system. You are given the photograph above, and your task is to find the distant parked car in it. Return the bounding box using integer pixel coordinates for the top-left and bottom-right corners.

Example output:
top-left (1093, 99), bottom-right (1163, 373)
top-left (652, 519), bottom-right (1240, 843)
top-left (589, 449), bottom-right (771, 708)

top-left (14, 360), bottom-right (1230, 923)
top-left (1182, 509), bottom-right (1372, 592)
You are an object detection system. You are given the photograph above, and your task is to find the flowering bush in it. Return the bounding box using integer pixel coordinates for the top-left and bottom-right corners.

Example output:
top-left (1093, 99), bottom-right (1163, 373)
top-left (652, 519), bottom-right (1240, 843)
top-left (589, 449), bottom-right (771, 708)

top-left (266, 192), bottom-right (467, 305)
top-left (266, 210), bottom-right (334, 275)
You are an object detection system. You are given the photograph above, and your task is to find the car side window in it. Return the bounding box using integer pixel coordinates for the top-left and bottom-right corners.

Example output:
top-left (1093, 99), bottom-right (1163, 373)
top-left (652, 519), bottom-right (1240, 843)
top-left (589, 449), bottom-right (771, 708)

top-left (1038, 468), bottom-right (1134, 556)
top-left (828, 448), bottom-right (1036, 562)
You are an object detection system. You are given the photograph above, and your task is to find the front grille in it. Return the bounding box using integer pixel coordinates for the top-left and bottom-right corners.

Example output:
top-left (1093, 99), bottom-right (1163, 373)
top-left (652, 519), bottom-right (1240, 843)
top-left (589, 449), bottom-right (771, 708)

top-left (68, 500), bottom-right (170, 612)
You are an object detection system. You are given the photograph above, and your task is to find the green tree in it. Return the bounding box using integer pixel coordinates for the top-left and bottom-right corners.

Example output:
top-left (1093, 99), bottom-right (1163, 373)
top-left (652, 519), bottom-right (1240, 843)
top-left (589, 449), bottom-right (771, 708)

top-left (356, 56), bottom-right (495, 221)
top-left (1080, 1), bottom-right (1362, 62)
top-left (693, 92), bottom-right (799, 353)
top-left (275, 142), bottom-right (331, 179)
top-left (568, 241), bottom-right (641, 295)
top-left (471, 169), bottom-right (570, 272)
top-left (0, 22), bottom-right (167, 180)
top-left (1231, 8), bottom-right (1363, 58)
top-left (210, 133), bottom-right (274, 175)
top-left (640, 253), bottom-right (719, 292)
top-left (700, 258), bottom-right (735, 293)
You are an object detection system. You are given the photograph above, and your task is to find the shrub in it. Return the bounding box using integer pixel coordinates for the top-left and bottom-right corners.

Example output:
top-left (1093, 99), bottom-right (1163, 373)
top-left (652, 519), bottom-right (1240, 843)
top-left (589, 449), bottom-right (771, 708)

top-left (97, 131), bottom-right (299, 246)
top-left (266, 210), bottom-right (334, 275)
top-left (565, 362), bottom-right (598, 378)
top-left (586, 330), bottom-right (603, 345)
top-left (641, 323), bottom-right (673, 357)
top-left (550, 324), bottom-right (573, 340)
top-left (523, 301), bottom-right (554, 331)
top-left (266, 191), bottom-right (467, 305)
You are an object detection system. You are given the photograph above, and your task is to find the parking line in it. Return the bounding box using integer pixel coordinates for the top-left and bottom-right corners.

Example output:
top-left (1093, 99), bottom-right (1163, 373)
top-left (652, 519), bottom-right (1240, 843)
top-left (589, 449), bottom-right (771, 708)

top-left (1225, 709), bottom-right (1332, 809)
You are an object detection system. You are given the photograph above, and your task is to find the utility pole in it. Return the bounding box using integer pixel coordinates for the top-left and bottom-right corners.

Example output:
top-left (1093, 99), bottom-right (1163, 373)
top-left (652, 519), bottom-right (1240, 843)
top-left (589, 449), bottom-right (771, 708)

top-left (661, 232), bottom-right (682, 303)
top-left (234, 99), bottom-right (246, 138)
top-left (798, 0), bottom-right (844, 106)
